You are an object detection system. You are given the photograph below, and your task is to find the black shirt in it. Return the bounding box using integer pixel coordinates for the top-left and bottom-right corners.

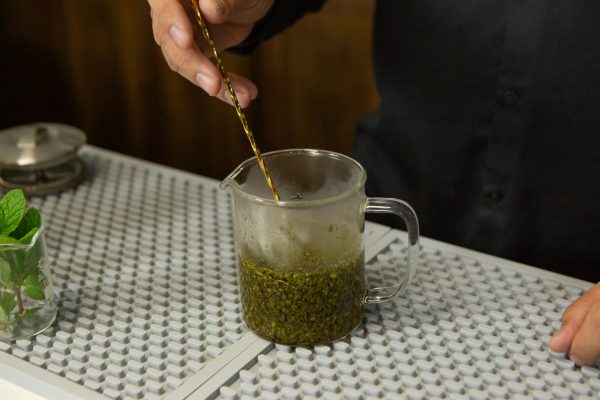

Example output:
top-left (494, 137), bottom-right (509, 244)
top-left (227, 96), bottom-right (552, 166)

top-left (237, 0), bottom-right (600, 282)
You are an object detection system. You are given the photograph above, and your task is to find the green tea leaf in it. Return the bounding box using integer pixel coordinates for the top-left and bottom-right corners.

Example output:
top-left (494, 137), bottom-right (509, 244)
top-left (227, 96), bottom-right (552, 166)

top-left (18, 227), bottom-right (38, 245)
top-left (240, 251), bottom-right (365, 344)
top-left (0, 291), bottom-right (16, 322)
top-left (0, 235), bottom-right (21, 246)
top-left (12, 208), bottom-right (41, 242)
top-left (24, 274), bottom-right (45, 300)
top-left (0, 258), bottom-right (13, 289)
top-left (0, 189), bottom-right (26, 235)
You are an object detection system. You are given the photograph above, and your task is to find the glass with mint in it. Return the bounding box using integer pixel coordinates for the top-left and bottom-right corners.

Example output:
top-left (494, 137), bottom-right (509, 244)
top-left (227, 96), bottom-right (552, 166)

top-left (222, 149), bottom-right (420, 345)
top-left (0, 189), bottom-right (56, 340)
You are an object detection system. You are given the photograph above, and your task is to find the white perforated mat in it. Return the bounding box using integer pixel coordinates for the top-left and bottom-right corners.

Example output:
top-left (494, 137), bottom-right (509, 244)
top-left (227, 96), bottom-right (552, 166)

top-left (0, 146), bottom-right (390, 400)
top-left (0, 146), bottom-right (597, 400)
top-left (213, 232), bottom-right (599, 400)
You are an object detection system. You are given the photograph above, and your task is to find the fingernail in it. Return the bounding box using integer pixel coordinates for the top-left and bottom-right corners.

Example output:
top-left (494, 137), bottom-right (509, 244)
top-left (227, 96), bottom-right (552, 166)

top-left (169, 25), bottom-right (186, 48)
top-left (548, 327), bottom-right (565, 351)
top-left (220, 91), bottom-right (234, 106)
top-left (231, 82), bottom-right (247, 98)
top-left (196, 73), bottom-right (213, 89)
top-left (228, 83), bottom-right (249, 107)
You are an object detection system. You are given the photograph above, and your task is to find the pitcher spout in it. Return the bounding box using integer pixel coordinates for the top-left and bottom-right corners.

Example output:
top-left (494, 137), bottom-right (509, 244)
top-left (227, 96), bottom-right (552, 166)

top-left (220, 164), bottom-right (243, 192)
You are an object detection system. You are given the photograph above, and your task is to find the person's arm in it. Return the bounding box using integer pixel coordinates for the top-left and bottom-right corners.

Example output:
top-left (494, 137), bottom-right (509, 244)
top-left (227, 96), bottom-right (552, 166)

top-left (550, 281), bottom-right (600, 365)
top-left (147, 0), bottom-right (326, 108)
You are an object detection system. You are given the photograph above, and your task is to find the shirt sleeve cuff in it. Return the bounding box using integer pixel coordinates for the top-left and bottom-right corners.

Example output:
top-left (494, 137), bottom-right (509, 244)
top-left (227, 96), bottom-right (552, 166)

top-left (229, 0), bottom-right (327, 55)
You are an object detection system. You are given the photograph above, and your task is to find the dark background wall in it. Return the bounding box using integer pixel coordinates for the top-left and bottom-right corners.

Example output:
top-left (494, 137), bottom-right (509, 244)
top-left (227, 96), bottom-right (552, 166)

top-left (0, 0), bottom-right (378, 180)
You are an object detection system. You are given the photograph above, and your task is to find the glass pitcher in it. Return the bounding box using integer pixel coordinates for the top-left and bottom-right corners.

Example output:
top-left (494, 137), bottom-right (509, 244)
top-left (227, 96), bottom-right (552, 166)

top-left (221, 149), bottom-right (419, 345)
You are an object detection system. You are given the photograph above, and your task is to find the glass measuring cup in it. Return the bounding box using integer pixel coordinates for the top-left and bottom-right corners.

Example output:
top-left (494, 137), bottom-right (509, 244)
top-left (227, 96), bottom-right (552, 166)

top-left (221, 149), bottom-right (419, 345)
top-left (0, 221), bottom-right (57, 340)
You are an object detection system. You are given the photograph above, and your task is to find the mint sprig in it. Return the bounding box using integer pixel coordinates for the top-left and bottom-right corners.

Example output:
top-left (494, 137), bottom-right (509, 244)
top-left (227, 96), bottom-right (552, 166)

top-left (0, 189), bottom-right (45, 330)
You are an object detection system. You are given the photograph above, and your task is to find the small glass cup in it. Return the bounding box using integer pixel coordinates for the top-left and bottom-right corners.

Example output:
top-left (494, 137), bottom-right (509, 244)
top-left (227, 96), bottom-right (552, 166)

top-left (221, 149), bottom-right (419, 345)
top-left (0, 221), bottom-right (57, 340)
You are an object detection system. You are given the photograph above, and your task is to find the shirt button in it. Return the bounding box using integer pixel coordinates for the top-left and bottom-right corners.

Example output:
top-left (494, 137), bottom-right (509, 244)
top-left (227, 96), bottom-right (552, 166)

top-left (501, 90), bottom-right (519, 106)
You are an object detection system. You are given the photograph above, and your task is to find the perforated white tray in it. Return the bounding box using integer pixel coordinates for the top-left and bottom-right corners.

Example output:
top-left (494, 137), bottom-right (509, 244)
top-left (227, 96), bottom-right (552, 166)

top-left (213, 232), bottom-right (599, 400)
top-left (0, 146), bottom-right (597, 400)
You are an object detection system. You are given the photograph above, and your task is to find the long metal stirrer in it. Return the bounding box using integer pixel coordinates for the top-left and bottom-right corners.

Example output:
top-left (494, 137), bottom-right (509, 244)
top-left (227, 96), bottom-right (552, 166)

top-left (189, 0), bottom-right (280, 201)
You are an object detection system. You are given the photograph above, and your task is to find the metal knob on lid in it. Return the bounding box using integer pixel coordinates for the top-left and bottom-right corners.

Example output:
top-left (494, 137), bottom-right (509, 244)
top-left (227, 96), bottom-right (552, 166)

top-left (0, 123), bottom-right (86, 196)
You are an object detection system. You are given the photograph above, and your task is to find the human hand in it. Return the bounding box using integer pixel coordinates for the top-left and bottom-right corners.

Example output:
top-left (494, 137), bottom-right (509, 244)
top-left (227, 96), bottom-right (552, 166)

top-left (549, 281), bottom-right (600, 365)
top-left (148, 0), bottom-right (275, 107)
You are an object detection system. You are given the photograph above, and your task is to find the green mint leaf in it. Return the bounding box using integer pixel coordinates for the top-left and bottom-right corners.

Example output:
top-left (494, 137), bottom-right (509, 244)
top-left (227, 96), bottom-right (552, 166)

top-left (24, 274), bottom-right (45, 300)
top-left (0, 189), bottom-right (26, 236)
top-left (23, 241), bottom-right (43, 280)
top-left (0, 258), bottom-right (13, 289)
top-left (12, 252), bottom-right (27, 287)
top-left (18, 227), bottom-right (39, 245)
top-left (0, 291), bottom-right (16, 322)
top-left (0, 235), bottom-right (21, 246)
top-left (12, 207), bottom-right (42, 241)
top-left (0, 306), bottom-right (8, 323)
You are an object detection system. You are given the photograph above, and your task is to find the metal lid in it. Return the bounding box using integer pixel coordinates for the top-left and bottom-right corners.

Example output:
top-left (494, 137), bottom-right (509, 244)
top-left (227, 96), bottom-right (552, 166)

top-left (0, 123), bottom-right (86, 170)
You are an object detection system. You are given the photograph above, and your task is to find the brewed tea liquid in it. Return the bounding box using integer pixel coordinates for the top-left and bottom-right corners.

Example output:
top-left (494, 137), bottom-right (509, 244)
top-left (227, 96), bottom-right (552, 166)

top-left (189, 1), bottom-right (280, 201)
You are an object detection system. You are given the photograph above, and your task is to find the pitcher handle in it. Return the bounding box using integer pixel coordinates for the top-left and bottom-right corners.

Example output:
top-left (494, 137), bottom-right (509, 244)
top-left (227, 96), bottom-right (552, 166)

top-left (364, 197), bottom-right (420, 304)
